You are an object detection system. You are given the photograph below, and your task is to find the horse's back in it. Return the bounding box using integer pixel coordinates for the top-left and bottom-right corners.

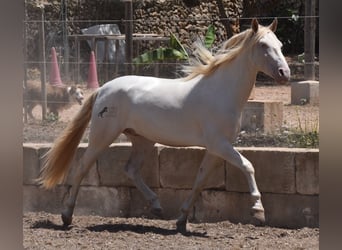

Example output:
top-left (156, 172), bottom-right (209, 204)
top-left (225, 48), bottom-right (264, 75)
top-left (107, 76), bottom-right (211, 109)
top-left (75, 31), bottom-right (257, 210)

top-left (97, 75), bottom-right (192, 106)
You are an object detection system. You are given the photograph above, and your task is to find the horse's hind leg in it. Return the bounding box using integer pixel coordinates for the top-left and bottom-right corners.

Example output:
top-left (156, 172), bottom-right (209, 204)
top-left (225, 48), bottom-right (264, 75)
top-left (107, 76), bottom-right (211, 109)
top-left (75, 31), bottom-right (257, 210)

top-left (61, 145), bottom-right (102, 226)
top-left (176, 152), bottom-right (221, 233)
top-left (124, 133), bottom-right (162, 216)
top-left (61, 124), bottom-right (122, 226)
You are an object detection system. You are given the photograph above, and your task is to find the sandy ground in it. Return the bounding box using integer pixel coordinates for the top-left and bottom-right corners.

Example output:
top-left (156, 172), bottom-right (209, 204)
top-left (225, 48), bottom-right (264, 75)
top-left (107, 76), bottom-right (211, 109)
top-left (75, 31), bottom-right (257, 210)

top-left (24, 212), bottom-right (319, 249)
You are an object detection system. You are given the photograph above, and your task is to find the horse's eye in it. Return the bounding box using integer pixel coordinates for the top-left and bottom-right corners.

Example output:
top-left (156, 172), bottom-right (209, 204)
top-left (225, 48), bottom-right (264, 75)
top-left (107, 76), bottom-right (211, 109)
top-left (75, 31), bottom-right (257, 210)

top-left (261, 43), bottom-right (267, 49)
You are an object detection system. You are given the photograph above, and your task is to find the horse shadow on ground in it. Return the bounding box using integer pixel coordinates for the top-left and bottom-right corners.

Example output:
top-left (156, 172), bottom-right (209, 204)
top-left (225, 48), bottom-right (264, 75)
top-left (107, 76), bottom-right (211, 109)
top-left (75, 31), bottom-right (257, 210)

top-left (87, 223), bottom-right (208, 237)
top-left (31, 220), bottom-right (208, 238)
top-left (31, 219), bottom-right (69, 231)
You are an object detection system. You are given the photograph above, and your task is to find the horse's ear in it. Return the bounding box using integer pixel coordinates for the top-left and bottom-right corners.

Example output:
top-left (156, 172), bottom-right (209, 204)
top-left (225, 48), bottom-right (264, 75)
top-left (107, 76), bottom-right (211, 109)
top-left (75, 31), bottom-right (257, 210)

top-left (268, 18), bottom-right (278, 32)
top-left (251, 18), bottom-right (259, 33)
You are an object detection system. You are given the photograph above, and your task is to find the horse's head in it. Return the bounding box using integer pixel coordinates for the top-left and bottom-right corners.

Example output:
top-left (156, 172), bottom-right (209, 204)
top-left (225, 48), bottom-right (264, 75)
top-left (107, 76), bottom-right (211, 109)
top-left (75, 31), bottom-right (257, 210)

top-left (251, 18), bottom-right (290, 84)
top-left (68, 85), bottom-right (84, 105)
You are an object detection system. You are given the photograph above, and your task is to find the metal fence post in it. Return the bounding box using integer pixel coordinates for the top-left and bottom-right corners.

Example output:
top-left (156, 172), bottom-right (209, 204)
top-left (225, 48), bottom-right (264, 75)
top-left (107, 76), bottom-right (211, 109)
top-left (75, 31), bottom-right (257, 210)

top-left (122, 0), bottom-right (133, 75)
top-left (304, 0), bottom-right (316, 80)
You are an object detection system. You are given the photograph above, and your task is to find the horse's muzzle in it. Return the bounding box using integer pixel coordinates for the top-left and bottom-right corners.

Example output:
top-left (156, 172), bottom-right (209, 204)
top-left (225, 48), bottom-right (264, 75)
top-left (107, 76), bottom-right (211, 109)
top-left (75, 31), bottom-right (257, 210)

top-left (275, 67), bottom-right (291, 84)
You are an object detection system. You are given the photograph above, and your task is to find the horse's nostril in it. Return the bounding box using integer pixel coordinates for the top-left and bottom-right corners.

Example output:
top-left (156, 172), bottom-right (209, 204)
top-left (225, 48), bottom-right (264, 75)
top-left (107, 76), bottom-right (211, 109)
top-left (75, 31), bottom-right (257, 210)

top-left (279, 68), bottom-right (284, 76)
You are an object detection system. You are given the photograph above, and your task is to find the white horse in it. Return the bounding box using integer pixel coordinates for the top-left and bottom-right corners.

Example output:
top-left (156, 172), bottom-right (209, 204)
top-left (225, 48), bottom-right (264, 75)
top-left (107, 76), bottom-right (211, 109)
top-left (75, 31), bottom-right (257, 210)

top-left (37, 18), bottom-right (290, 232)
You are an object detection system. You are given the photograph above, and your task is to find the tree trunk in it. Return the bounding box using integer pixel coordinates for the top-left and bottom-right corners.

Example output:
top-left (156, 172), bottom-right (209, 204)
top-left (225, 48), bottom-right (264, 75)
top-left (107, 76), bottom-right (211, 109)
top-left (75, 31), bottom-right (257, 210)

top-left (216, 0), bottom-right (233, 38)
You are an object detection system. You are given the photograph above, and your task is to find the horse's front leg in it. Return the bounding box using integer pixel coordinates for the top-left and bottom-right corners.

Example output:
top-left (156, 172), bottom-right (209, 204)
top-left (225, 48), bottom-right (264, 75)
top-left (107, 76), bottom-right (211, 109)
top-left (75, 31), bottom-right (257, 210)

top-left (176, 152), bottom-right (221, 233)
top-left (124, 135), bottom-right (162, 217)
top-left (207, 139), bottom-right (265, 225)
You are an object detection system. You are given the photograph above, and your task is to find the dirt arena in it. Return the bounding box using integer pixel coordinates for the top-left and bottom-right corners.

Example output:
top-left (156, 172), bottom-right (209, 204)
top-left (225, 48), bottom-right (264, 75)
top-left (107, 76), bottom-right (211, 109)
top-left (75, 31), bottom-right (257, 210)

top-left (23, 84), bottom-right (319, 249)
top-left (24, 212), bottom-right (319, 249)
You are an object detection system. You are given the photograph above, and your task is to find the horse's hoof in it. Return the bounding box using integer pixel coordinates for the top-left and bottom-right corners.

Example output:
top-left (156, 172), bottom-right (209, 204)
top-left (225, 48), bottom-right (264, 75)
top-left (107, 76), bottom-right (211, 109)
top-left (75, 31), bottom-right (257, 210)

top-left (151, 207), bottom-right (163, 218)
top-left (61, 213), bottom-right (72, 227)
top-left (176, 220), bottom-right (187, 234)
top-left (251, 209), bottom-right (265, 226)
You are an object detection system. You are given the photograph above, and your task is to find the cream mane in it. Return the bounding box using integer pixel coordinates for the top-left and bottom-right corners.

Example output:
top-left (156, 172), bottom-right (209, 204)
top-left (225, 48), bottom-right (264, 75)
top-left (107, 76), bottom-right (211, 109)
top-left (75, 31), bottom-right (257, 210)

top-left (183, 24), bottom-right (273, 80)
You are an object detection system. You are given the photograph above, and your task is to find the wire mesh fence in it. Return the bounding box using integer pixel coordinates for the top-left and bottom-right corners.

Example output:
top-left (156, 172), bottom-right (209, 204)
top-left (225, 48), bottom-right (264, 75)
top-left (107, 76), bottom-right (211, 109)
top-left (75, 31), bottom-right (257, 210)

top-left (23, 0), bottom-right (319, 147)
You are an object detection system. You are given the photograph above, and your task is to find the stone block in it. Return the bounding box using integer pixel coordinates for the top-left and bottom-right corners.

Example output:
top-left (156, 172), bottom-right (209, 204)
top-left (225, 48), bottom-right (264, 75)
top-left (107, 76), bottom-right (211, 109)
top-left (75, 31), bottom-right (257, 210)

top-left (262, 193), bottom-right (319, 228)
top-left (295, 150), bottom-right (319, 194)
top-left (129, 188), bottom-right (154, 217)
top-left (158, 188), bottom-right (193, 219)
top-left (193, 191), bottom-right (319, 228)
top-left (37, 143), bottom-right (52, 170)
top-left (22, 144), bottom-right (320, 229)
top-left (291, 80), bottom-right (319, 105)
top-left (23, 185), bottom-right (68, 214)
top-left (97, 143), bottom-right (159, 187)
top-left (241, 100), bottom-right (283, 133)
top-left (65, 143), bottom-right (100, 186)
top-left (23, 144), bottom-right (40, 185)
top-left (195, 190), bottom-right (251, 224)
top-left (129, 188), bottom-right (193, 220)
top-left (159, 147), bottom-right (225, 189)
top-left (37, 143), bottom-right (52, 159)
top-left (74, 186), bottom-right (131, 217)
top-left (226, 148), bottom-right (296, 194)
top-left (28, 143), bottom-right (99, 186)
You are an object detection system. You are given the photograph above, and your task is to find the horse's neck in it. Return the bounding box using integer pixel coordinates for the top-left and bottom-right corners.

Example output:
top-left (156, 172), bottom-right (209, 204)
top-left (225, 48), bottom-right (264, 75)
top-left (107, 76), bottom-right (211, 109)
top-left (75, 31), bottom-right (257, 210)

top-left (203, 53), bottom-right (257, 110)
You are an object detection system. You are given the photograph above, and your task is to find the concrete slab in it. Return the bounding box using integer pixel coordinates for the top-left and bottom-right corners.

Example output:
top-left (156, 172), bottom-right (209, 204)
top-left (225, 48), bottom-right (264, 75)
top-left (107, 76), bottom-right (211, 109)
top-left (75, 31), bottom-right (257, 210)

top-left (159, 147), bottom-right (225, 189)
top-left (74, 186), bottom-right (131, 217)
top-left (23, 145), bottom-right (40, 185)
top-left (291, 80), bottom-right (319, 105)
top-left (157, 188), bottom-right (193, 220)
top-left (97, 144), bottom-right (159, 188)
top-left (195, 191), bottom-right (319, 228)
top-left (65, 144), bottom-right (100, 186)
top-left (23, 144), bottom-right (319, 229)
top-left (195, 191), bottom-right (318, 228)
top-left (262, 193), bottom-right (319, 228)
top-left (129, 188), bottom-right (193, 219)
top-left (242, 100), bottom-right (283, 133)
top-left (23, 185), bottom-right (68, 214)
top-left (226, 148), bottom-right (296, 194)
top-left (195, 190), bottom-right (251, 224)
top-left (295, 151), bottom-right (319, 194)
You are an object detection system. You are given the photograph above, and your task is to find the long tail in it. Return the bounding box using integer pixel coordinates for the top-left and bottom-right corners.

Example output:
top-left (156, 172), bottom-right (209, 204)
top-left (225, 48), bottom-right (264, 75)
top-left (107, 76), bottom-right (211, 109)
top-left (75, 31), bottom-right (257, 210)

top-left (36, 90), bottom-right (99, 189)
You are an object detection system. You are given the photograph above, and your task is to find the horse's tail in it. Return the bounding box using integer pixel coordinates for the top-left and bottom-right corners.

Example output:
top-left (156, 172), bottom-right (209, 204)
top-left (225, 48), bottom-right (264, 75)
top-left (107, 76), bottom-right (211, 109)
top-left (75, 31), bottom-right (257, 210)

top-left (36, 90), bottom-right (99, 189)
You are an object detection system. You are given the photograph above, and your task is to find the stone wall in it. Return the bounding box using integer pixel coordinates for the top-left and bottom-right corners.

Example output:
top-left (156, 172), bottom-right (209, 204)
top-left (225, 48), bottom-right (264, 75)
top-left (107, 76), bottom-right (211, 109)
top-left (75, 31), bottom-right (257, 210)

top-left (134, 0), bottom-right (243, 49)
top-left (25, 0), bottom-right (314, 81)
top-left (25, 0), bottom-right (242, 64)
top-left (23, 143), bottom-right (319, 228)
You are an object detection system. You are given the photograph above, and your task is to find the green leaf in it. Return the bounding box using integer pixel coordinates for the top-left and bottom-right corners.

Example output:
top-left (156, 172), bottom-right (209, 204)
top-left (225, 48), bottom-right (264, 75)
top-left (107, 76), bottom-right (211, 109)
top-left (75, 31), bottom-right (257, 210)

top-left (133, 33), bottom-right (189, 65)
top-left (133, 48), bottom-right (188, 65)
top-left (169, 33), bottom-right (189, 58)
top-left (204, 24), bottom-right (216, 49)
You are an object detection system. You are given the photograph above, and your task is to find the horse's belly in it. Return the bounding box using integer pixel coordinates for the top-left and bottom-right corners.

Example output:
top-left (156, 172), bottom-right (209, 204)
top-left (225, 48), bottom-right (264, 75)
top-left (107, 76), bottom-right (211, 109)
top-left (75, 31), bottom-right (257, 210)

top-left (126, 109), bottom-right (204, 147)
top-left (142, 128), bottom-right (203, 147)
top-left (139, 130), bottom-right (203, 147)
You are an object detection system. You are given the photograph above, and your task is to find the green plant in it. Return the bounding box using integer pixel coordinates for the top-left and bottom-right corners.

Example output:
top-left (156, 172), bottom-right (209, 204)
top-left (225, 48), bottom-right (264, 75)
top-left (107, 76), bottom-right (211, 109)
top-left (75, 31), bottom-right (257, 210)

top-left (204, 24), bottom-right (216, 49)
top-left (133, 33), bottom-right (189, 64)
top-left (133, 25), bottom-right (216, 65)
top-left (287, 131), bottom-right (319, 148)
top-left (45, 112), bottom-right (59, 122)
top-left (286, 107), bottom-right (319, 148)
